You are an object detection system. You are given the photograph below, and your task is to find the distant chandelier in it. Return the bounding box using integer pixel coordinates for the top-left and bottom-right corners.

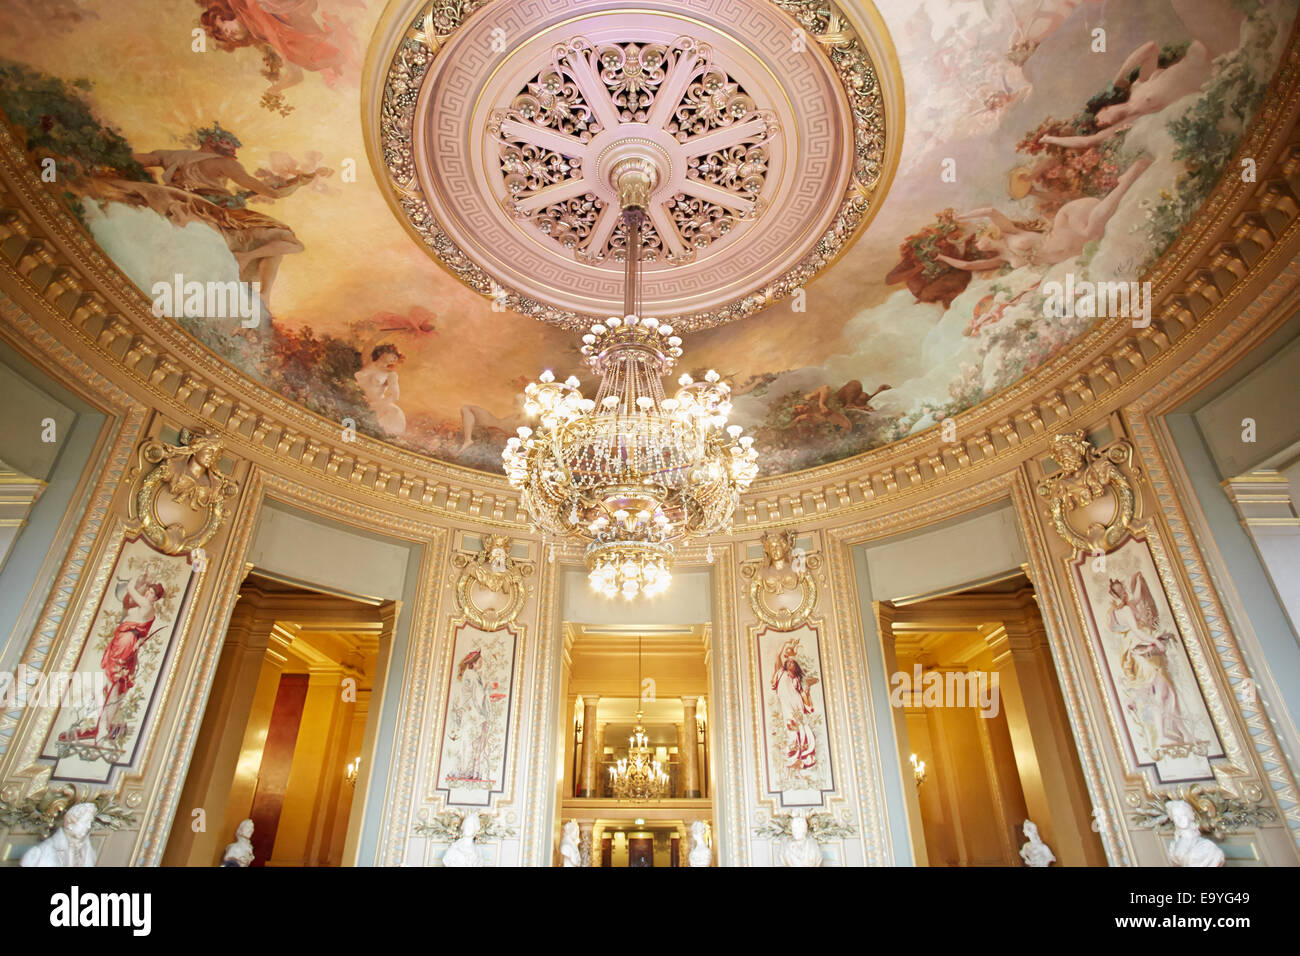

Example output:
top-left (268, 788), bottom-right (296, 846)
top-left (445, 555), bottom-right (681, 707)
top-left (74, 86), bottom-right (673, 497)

top-left (609, 712), bottom-right (670, 800)
top-left (609, 637), bottom-right (671, 801)
top-left (502, 157), bottom-right (760, 598)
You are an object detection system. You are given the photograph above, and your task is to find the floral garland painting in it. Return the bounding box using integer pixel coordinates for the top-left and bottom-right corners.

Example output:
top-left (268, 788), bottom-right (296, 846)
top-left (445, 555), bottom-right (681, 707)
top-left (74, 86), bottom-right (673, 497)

top-left (435, 623), bottom-right (517, 806)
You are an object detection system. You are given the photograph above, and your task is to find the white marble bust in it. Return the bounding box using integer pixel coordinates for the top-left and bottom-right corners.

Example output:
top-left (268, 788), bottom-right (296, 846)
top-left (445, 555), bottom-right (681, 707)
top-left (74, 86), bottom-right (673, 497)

top-left (688, 820), bottom-right (712, 867)
top-left (21, 802), bottom-right (97, 868)
top-left (559, 819), bottom-right (581, 867)
top-left (779, 812), bottom-right (822, 867)
top-left (1019, 819), bottom-right (1056, 867)
top-left (221, 818), bottom-right (255, 867)
top-left (442, 813), bottom-right (485, 867)
top-left (1166, 800), bottom-right (1224, 867)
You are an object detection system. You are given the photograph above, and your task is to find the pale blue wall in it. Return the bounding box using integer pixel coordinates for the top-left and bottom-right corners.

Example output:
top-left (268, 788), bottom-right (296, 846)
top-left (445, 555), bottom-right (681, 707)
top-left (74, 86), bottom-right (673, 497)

top-left (849, 546), bottom-right (914, 865)
top-left (1164, 314), bottom-right (1300, 764)
top-left (847, 500), bottom-right (1031, 866)
top-left (1165, 415), bottom-right (1300, 707)
top-left (0, 343), bottom-right (107, 675)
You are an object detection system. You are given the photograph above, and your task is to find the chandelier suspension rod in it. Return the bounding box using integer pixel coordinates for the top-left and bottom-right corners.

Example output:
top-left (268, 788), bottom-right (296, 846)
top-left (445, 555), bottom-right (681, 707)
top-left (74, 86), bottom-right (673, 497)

top-left (623, 208), bottom-right (644, 318)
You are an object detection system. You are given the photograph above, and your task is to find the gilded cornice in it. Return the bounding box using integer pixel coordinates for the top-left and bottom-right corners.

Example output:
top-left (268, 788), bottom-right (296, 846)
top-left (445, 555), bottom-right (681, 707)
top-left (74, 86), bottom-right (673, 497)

top-left (0, 27), bottom-right (1297, 532)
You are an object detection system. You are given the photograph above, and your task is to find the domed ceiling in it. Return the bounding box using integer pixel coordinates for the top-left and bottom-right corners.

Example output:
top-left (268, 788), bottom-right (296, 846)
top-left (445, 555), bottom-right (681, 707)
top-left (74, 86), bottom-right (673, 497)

top-left (0, 0), bottom-right (1293, 476)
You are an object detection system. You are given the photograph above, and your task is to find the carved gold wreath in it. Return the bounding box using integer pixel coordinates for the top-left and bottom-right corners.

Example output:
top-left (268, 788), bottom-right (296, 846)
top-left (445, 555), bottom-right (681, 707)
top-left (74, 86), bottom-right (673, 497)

top-left (452, 536), bottom-right (532, 630)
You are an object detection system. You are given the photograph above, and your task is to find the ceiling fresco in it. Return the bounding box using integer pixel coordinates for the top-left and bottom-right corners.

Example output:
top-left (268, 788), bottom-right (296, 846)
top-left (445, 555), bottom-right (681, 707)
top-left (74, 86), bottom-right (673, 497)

top-left (0, 0), bottom-right (1293, 476)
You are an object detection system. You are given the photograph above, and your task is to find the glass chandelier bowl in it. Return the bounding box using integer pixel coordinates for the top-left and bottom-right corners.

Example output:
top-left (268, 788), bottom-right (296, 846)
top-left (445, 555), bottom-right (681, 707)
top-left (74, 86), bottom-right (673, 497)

top-left (502, 160), bottom-right (760, 598)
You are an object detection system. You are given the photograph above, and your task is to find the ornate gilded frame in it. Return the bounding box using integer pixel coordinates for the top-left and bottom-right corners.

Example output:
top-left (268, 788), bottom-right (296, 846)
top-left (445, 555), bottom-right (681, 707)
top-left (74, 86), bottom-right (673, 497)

top-left (1062, 527), bottom-right (1243, 788)
top-left (428, 617), bottom-right (524, 811)
top-left (746, 615), bottom-right (841, 810)
top-left (740, 530), bottom-right (824, 630)
top-left (130, 430), bottom-right (239, 556)
top-left (449, 535), bottom-right (533, 630)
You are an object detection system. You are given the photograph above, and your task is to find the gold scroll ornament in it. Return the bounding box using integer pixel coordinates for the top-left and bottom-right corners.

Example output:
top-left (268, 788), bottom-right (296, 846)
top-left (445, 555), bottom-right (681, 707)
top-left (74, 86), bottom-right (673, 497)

top-left (130, 429), bottom-right (239, 555)
top-left (1037, 430), bottom-right (1140, 553)
top-left (741, 530), bottom-right (821, 630)
top-left (452, 535), bottom-right (533, 630)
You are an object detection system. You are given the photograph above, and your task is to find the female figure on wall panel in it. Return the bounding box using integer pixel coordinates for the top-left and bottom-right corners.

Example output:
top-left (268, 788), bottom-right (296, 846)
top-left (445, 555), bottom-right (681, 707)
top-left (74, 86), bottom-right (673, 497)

top-left (771, 637), bottom-right (818, 773)
top-left (59, 573), bottom-right (166, 746)
top-left (446, 650), bottom-right (492, 786)
top-left (1106, 572), bottom-right (1200, 759)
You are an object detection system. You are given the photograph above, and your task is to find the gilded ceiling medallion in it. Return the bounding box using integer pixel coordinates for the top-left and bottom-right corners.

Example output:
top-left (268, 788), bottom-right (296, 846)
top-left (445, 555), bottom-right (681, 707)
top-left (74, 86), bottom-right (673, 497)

top-left (376, 0), bottom-right (889, 331)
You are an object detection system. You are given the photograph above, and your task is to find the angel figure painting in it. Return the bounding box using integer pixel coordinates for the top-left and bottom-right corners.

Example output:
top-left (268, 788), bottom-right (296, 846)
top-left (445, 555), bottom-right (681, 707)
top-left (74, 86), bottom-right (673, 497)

top-left (758, 625), bottom-right (834, 806)
top-left (436, 624), bottom-right (517, 806)
top-left (41, 535), bottom-right (196, 784)
top-left (1073, 535), bottom-right (1223, 783)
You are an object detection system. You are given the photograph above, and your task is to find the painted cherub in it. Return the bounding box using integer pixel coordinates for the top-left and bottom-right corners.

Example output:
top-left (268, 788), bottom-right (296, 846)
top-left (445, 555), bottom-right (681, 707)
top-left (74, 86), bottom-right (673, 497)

top-left (354, 344), bottom-right (406, 436)
top-left (1006, 0), bottom-right (1104, 66)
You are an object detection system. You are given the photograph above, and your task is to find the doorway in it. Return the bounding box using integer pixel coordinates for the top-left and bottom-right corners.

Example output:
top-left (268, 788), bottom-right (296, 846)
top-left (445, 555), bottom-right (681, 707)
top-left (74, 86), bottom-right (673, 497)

top-left (879, 573), bottom-right (1106, 866)
top-left (163, 572), bottom-right (391, 866)
top-left (628, 835), bottom-right (654, 867)
top-left (556, 625), bottom-right (715, 866)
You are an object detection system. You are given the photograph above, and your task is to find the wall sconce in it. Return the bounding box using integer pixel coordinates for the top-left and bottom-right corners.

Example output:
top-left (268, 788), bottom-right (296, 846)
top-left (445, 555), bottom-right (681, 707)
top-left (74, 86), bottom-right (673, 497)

top-left (345, 756), bottom-right (361, 788)
top-left (574, 695), bottom-right (585, 741)
top-left (695, 697), bottom-right (707, 738)
top-left (909, 753), bottom-right (927, 787)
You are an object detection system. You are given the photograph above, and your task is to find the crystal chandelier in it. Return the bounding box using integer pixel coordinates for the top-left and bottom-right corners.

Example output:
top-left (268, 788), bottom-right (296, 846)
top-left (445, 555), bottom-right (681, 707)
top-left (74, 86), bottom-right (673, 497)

top-left (608, 636), bottom-right (671, 801)
top-left (502, 157), bottom-right (760, 598)
top-left (609, 711), bottom-right (671, 801)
